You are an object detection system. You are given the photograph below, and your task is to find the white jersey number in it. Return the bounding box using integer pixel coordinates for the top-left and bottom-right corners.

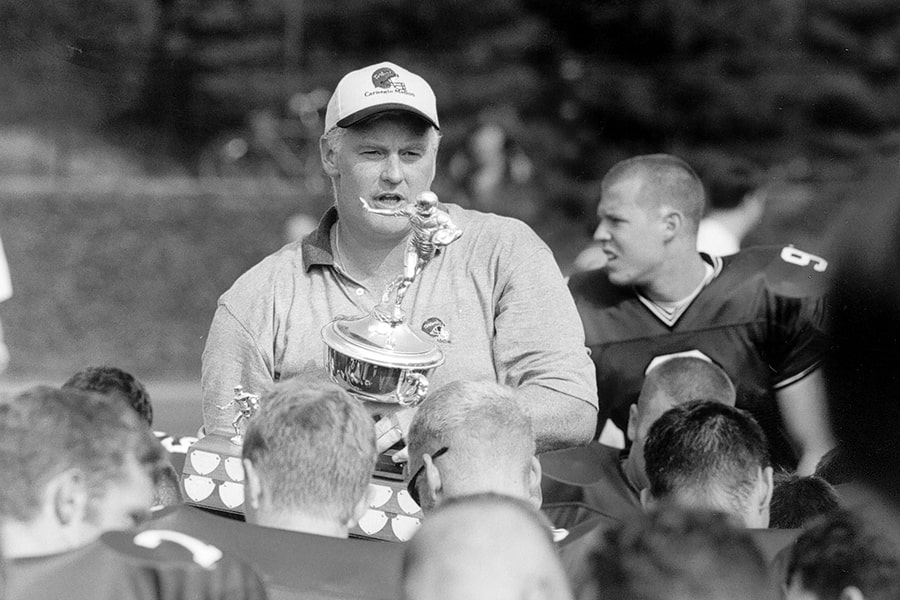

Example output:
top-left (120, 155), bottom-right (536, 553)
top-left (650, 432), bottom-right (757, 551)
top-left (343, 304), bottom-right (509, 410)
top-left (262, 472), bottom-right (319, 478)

top-left (780, 246), bottom-right (828, 273)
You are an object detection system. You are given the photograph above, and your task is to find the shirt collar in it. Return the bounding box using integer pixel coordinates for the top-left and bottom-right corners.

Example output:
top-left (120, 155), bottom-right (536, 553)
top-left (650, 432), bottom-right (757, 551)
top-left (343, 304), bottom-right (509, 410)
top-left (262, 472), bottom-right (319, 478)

top-left (301, 206), bottom-right (339, 271)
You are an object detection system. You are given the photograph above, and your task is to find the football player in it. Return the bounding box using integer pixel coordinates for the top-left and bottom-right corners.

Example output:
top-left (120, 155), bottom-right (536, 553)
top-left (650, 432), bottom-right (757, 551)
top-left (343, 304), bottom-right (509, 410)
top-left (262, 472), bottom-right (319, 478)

top-left (570, 154), bottom-right (832, 473)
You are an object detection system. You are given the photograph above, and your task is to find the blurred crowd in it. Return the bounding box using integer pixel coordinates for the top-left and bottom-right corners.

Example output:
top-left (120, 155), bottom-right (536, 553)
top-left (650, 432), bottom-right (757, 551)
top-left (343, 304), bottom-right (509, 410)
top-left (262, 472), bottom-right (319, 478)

top-left (2, 60), bottom-right (900, 600)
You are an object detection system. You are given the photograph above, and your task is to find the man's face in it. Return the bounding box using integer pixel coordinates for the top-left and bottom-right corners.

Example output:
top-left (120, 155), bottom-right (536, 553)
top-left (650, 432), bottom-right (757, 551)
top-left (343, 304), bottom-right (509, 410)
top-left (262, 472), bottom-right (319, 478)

top-left (86, 456), bottom-right (156, 532)
top-left (593, 176), bottom-right (668, 288)
top-left (325, 113), bottom-right (438, 242)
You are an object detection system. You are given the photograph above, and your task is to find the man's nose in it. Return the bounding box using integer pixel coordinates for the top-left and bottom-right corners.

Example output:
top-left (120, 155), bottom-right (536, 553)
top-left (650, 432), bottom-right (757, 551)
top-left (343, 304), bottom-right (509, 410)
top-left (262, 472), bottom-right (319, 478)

top-left (593, 222), bottom-right (610, 242)
top-left (381, 154), bottom-right (403, 184)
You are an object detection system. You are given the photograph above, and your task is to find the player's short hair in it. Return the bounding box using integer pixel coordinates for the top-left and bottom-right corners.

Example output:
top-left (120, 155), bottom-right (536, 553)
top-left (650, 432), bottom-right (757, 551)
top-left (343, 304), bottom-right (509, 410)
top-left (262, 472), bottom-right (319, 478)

top-left (401, 493), bottom-right (568, 600)
top-left (63, 365), bottom-right (153, 426)
top-left (242, 379), bottom-right (376, 523)
top-left (0, 385), bottom-right (165, 522)
top-left (602, 153), bottom-right (706, 231)
top-left (406, 380), bottom-right (534, 507)
top-left (640, 356), bottom-right (736, 411)
top-left (643, 400), bottom-right (769, 516)
top-left (768, 472), bottom-right (839, 529)
top-left (582, 506), bottom-right (770, 600)
top-left (786, 509), bottom-right (900, 600)
top-left (825, 169), bottom-right (900, 492)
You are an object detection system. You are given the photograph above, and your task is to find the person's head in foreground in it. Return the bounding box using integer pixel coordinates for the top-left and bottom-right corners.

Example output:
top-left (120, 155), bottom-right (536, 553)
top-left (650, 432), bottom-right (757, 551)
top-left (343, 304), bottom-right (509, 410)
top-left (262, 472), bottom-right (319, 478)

top-left (593, 153), bottom-right (705, 289)
top-left (320, 61), bottom-right (441, 243)
top-left (642, 400), bottom-right (773, 528)
top-left (0, 385), bottom-right (164, 558)
top-left (784, 509), bottom-right (900, 600)
top-left (406, 380), bottom-right (540, 513)
top-left (402, 493), bottom-right (572, 600)
top-left (63, 365), bottom-right (153, 427)
top-left (824, 164), bottom-right (900, 499)
top-left (577, 505), bottom-right (771, 600)
top-left (241, 378), bottom-right (377, 538)
top-left (63, 365), bottom-right (182, 507)
top-left (624, 354), bottom-right (736, 491)
top-left (768, 472), bottom-right (839, 529)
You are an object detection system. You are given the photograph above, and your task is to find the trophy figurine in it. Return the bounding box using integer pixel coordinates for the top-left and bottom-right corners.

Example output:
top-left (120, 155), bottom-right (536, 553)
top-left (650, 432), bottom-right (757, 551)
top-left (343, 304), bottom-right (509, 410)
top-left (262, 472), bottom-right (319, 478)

top-left (321, 191), bottom-right (463, 407)
top-left (216, 385), bottom-right (260, 445)
top-left (361, 191), bottom-right (463, 322)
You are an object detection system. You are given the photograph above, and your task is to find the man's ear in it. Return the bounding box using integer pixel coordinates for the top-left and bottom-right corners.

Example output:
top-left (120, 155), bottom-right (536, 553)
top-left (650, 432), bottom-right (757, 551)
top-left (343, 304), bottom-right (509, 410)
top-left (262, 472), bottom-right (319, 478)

top-left (528, 456), bottom-right (543, 510)
top-left (639, 487), bottom-right (654, 512)
top-left (347, 487), bottom-right (372, 530)
top-left (756, 465), bottom-right (774, 526)
top-left (660, 209), bottom-right (682, 242)
top-left (52, 468), bottom-right (89, 527)
top-left (627, 403), bottom-right (639, 442)
top-left (320, 135), bottom-right (340, 178)
top-left (242, 458), bottom-right (263, 511)
top-left (423, 453), bottom-right (443, 510)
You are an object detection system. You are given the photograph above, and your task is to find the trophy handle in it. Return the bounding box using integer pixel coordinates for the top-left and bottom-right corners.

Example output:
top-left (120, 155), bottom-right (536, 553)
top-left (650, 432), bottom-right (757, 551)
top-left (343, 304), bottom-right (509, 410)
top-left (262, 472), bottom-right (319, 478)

top-left (396, 371), bottom-right (429, 407)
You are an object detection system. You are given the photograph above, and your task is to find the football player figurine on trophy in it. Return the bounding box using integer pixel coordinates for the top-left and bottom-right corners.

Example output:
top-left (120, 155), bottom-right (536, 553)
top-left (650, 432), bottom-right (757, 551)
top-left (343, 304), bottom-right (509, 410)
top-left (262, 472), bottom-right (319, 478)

top-left (216, 385), bottom-right (260, 445)
top-left (360, 191), bottom-right (463, 323)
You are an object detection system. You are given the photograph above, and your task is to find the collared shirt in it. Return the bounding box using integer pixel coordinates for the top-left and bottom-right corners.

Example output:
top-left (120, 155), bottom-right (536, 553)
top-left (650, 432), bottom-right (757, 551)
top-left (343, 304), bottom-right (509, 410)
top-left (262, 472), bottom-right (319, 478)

top-left (201, 204), bottom-right (597, 432)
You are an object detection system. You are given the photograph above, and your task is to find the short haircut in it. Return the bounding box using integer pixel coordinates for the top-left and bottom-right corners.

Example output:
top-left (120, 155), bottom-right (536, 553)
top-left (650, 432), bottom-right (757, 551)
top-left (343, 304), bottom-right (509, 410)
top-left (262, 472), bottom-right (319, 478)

top-left (641, 356), bottom-right (736, 410)
top-left (63, 365), bottom-right (153, 427)
top-left (768, 472), bottom-right (839, 529)
top-left (584, 506), bottom-right (770, 600)
top-left (401, 493), bottom-right (569, 600)
top-left (787, 509), bottom-right (900, 600)
top-left (825, 169), bottom-right (900, 491)
top-left (0, 385), bottom-right (164, 522)
top-left (643, 401), bottom-right (769, 515)
top-left (241, 379), bottom-right (376, 523)
top-left (406, 381), bottom-right (534, 503)
top-left (602, 153), bottom-right (706, 230)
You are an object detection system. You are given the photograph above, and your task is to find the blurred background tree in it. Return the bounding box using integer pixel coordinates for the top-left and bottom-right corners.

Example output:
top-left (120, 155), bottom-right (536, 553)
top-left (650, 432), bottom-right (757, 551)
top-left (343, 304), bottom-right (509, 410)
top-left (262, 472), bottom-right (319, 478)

top-left (1, 0), bottom-right (899, 379)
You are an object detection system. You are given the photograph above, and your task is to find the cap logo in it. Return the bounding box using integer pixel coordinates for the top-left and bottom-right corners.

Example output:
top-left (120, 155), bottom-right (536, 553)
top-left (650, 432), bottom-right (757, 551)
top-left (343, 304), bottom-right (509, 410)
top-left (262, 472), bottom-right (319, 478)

top-left (372, 67), bottom-right (399, 89)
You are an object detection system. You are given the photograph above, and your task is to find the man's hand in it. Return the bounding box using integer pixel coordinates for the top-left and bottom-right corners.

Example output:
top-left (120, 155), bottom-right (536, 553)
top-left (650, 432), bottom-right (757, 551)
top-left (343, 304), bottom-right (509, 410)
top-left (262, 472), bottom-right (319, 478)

top-left (373, 406), bottom-right (417, 460)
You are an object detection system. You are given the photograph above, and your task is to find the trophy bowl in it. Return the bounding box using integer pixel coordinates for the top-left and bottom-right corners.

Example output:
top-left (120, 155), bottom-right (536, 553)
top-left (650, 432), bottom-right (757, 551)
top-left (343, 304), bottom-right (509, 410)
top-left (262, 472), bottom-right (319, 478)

top-left (321, 312), bottom-right (444, 406)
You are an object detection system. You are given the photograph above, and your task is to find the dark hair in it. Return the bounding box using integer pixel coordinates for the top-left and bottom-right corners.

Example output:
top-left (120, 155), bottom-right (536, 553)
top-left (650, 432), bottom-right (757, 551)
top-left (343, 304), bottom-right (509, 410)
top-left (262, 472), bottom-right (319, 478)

top-left (813, 446), bottom-right (855, 486)
top-left (63, 366), bottom-right (153, 427)
top-left (641, 356), bottom-right (736, 407)
top-left (643, 400), bottom-right (769, 514)
top-left (584, 506), bottom-right (770, 600)
top-left (769, 472), bottom-right (839, 529)
top-left (825, 164), bottom-right (900, 493)
top-left (787, 509), bottom-right (900, 600)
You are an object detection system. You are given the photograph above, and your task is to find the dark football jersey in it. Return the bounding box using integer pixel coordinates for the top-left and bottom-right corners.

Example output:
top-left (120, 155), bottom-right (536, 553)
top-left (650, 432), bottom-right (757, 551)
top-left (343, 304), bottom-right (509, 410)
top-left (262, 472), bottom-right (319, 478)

top-left (147, 505), bottom-right (405, 600)
top-left (7, 528), bottom-right (267, 600)
top-left (541, 441), bottom-right (642, 531)
top-left (569, 246), bottom-right (829, 469)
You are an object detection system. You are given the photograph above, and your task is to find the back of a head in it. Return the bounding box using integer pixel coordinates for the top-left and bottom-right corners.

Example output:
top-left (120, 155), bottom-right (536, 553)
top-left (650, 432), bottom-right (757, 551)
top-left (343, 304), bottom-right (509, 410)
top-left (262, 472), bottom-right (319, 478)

top-left (769, 473), bottom-right (839, 530)
top-left (241, 379), bottom-right (376, 523)
top-left (825, 165), bottom-right (900, 493)
top-left (402, 493), bottom-right (572, 600)
top-left (63, 365), bottom-right (153, 427)
top-left (643, 400), bottom-right (770, 519)
top-left (582, 505), bottom-right (771, 600)
top-left (640, 356), bottom-right (736, 414)
top-left (406, 380), bottom-right (535, 506)
top-left (602, 154), bottom-right (706, 233)
top-left (0, 385), bottom-right (163, 524)
top-left (786, 509), bottom-right (900, 600)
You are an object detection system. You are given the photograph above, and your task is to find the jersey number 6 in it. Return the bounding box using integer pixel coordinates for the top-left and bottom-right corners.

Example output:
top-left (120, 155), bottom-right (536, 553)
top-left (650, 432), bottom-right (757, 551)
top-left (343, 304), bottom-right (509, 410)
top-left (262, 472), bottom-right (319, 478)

top-left (780, 246), bottom-right (828, 273)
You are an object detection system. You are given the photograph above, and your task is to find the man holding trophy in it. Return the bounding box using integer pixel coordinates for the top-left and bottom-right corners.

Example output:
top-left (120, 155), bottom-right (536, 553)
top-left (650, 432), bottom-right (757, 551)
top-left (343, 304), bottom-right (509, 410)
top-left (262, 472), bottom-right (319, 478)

top-left (200, 61), bottom-right (597, 457)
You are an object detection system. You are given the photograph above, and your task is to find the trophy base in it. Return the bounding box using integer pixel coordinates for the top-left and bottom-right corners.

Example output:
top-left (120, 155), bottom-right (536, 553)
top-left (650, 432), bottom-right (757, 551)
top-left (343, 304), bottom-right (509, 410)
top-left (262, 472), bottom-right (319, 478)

top-left (180, 432), bottom-right (247, 515)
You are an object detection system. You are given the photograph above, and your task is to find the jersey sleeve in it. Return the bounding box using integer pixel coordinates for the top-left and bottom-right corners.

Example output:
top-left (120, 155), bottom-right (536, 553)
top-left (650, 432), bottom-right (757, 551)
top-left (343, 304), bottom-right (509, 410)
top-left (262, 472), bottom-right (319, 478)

top-left (761, 246), bottom-right (830, 387)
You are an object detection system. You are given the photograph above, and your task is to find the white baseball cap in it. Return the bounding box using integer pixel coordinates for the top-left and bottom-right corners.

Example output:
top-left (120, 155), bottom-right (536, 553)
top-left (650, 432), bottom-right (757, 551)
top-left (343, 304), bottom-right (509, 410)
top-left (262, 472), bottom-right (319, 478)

top-left (324, 61), bottom-right (439, 132)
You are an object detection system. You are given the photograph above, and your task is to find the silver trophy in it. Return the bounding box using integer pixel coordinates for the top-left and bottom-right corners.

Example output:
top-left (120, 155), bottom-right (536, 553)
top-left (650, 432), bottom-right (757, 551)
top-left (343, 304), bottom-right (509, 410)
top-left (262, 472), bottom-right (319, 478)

top-left (321, 191), bottom-right (462, 407)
